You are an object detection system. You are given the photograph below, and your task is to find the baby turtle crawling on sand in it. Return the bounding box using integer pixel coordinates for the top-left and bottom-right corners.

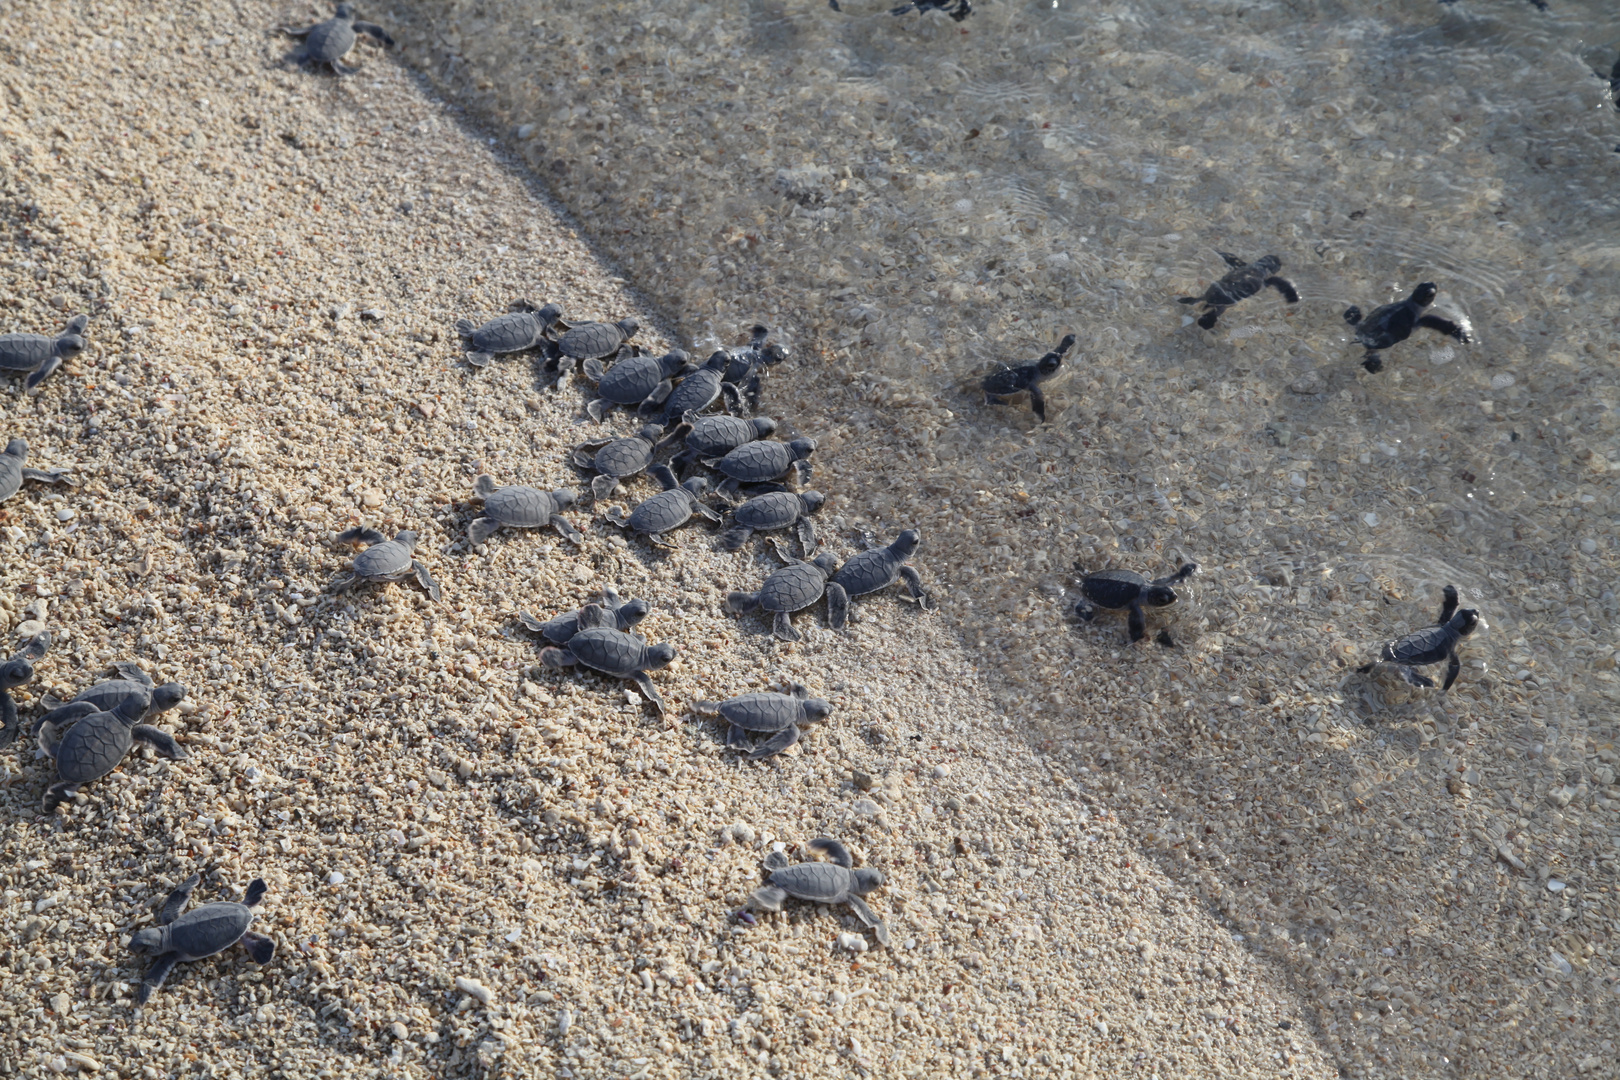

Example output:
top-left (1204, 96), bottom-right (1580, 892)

top-left (750, 837), bottom-right (890, 946)
top-left (573, 422), bottom-right (688, 500)
top-left (519, 588), bottom-right (650, 645)
top-left (726, 542), bottom-right (842, 642)
top-left (0, 438), bottom-right (75, 503)
top-left (468, 476), bottom-right (583, 547)
top-left (130, 874), bottom-right (274, 1005)
top-left (540, 604), bottom-right (676, 713)
top-left (34, 661), bottom-right (187, 730)
top-left (672, 413), bottom-right (777, 474)
top-left (583, 348), bottom-right (691, 421)
top-left (1178, 252), bottom-right (1299, 331)
top-left (982, 334), bottom-right (1075, 423)
top-left (604, 464), bottom-right (721, 548)
top-left (454, 301), bottom-right (563, 368)
top-left (331, 528), bottom-right (440, 602)
top-left (710, 437), bottom-right (817, 498)
top-left (1343, 283), bottom-right (1470, 373)
top-left (1358, 585), bottom-right (1481, 691)
top-left (555, 317), bottom-right (639, 371)
top-left (827, 529), bottom-right (933, 628)
top-left (660, 350), bottom-right (738, 423)
top-left (0, 632), bottom-right (49, 748)
top-left (1076, 563), bottom-right (1198, 644)
top-left (718, 490), bottom-right (825, 555)
top-left (281, 4), bottom-right (394, 75)
top-left (37, 692), bottom-right (189, 813)
top-left (0, 314), bottom-right (87, 391)
top-left (695, 682), bottom-right (834, 760)
top-left (716, 325), bottom-right (789, 413)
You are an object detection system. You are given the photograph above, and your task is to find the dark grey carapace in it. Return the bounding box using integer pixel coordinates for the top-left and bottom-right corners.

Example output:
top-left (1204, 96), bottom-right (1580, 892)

top-left (982, 334), bottom-right (1075, 423)
top-left (1075, 562), bottom-right (1199, 643)
top-left (1358, 585), bottom-right (1481, 691)
top-left (1343, 282), bottom-right (1470, 373)
top-left (1179, 252), bottom-right (1298, 330)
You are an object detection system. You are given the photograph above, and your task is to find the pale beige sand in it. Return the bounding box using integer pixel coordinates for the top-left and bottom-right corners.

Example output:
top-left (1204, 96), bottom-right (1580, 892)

top-left (0, 1), bottom-right (1337, 1077)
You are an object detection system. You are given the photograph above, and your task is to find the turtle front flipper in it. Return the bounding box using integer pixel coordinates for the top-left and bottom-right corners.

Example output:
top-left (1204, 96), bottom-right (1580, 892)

top-left (749, 724), bottom-right (801, 760)
top-left (1126, 602), bottom-right (1147, 643)
top-left (692, 500), bottom-right (723, 525)
top-left (0, 692), bottom-right (19, 748)
top-left (825, 582), bottom-right (850, 630)
top-left (847, 896), bottom-right (891, 946)
top-left (645, 532), bottom-right (678, 551)
top-left (1436, 585), bottom-right (1459, 625)
top-left (159, 874), bottom-right (202, 924)
top-left (718, 381), bottom-right (744, 415)
top-left (550, 514), bottom-right (585, 545)
top-left (24, 355), bottom-right (62, 390)
top-left (136, 952), bottom-right (181, 1005)
top-left (899, 566), bottom-right (933, 610)
top-left (1442, 650), bottom-right (1462, 692)
top-left (1029, 385), bottom-right (1048, 423)
top-left (1416, 313), bottom-right (1470, 343)
top-left (1265, 276), bottom-right (1300, 304)
top-left (628, 671), bottom-right (666, 714)
top-left (1361, 353), bottom-right (1384, 374)
top-left (1196, 307), bottom-right (1224, 331)
top-left (241, 932), bottom-right (276, 964)
top-left (132, 725), bottom-right (188, 759)
top-left (797, 519), bottom-right (818, 558)
top-left (808, 837), bottom-right (854, 868)
top-left (280, 22), bottom-right (319, 38)
top-left (1217, 251), bottom-right (1246, 269)
top-left (353, 21), bottom-right (395, 47)
top-left (244, 879), bottom-right (269, 907)
top-left (771, 610), bottom-right (803, 643)
top-left (411, 561), bottom-right (442, 602)
top-left (468, 517), bottom-right (501, 545)
top-left (336, 526), bottom-right (387, 546)
top-left (42, 781), bottom-right (79, 813)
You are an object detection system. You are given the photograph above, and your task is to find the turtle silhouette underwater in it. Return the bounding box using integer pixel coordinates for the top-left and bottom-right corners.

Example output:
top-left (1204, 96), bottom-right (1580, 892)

top-left (330, 528), bottom-right (441, 601)
top-left (37, 692), bottom-right (189, 813)
top-left (0, 314), bottom-right (87, 390)
top-left (1075, 562), bottom-right (1198, 643)
top-left (981, 333), bottom-right (1075, 423)
top-left (1178, 252), bottom-right (1299, 331)
top-left (539, 604), bottom-right (677, 712)
top-left (467, 476), bottom-right (583, 547)
top-left (454, 301), bottom-right (563, 368)
top-left (713, 325), bottom-right (789, 414)
top-left (0, 631), bottom-right (49, 748)
top-left (1357, 585), bottom-right (1481, 691)
top-left (1343, 283), bottom-right (1470, 373)
top-left (129, 874), bottom-right (275, 1005)
top-left (749, 837), bottom-right (890, 946)
top-left (518, 588), bottom-right (650, 645)
top-left (281, 4), bottom-right (395, 75)
top-left (695, 682), bottom-right (834, 759)
top-left (826, 529), bottom-right (933, 628)
top-left (0, 438), bottom-right (76, 503)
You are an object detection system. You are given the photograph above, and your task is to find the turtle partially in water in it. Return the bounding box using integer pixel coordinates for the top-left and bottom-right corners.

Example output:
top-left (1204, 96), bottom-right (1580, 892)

top-left (982, 334), bottom-right (1075, 423)
top-left (1343, 283), bottom-right (1470, 373)
top-left (1075, 562), bottom-right (1198, 643)
top-left (713, 325), bottom-right (789, 414)
top-left (1357, 585), bottom-right (1481, 691)
top-left (281, 4), bottom-right (395, 75)
top-left (1178, 252), bottom-right (1299, 331)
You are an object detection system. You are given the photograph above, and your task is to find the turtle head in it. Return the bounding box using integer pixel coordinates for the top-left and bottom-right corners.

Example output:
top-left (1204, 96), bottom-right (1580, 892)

top-left (616, 317), bottom-right (640, 337)
top-left (1410, 282), bottom-right (1438, 307)
top-left (799, 490), bottom-right (826, 514)
top-left (644, 643), bottom-right (677, 670)
top-left (536, 302), bottom-right (564, 324)
top-left (334, 3), bottom-right (357, 19)
top-left (0, 656), bottom-right (36, 691)
top-left (55, 334), bottom-right (87, 360)
top-left (661, 349), bottom-right (692, 375)
top-left (699, 350), bottom-right (729, 373)
top-left (1036, 350), bottom-right (1064, 377)
top-left (5, 438), bottom-right (28, 460)
top-left (748, 324), bottom-right (770, 347)
top-left (851, 868), bottom-right (884, 895)
top-left (681, 475), bottom-right (712, 498)
top-left (1139, 584), bottom-right (1180, 609)
top-left (788, 437), bottom-right (817, 460)
top-left (811, 553), bottom-right (841, 576)
top-left (636, 423), bottom-right (665, 444)
top-left (128, 927), bottom-right (165, 954)
top-left (392, 530), bottom-right (419, 549)
top-left (801, 697), bottom-right (834, 722)
top-left (474, 474), bottom-right (498, 498)
top-left (551, 489), bottom-right (577, 511)
top-left (1451, 608), bottom-right (1482, 637)
top-left (751, 417), bottom-right (779, 439)
top-left (617, 598), bottom-right (652, 628)
top-left (1255, 255), bottom-right (1282, 273)
top-left (891, 529), bottom-right (922, 557)
top-left (150, 683), bottom-right (188, 714)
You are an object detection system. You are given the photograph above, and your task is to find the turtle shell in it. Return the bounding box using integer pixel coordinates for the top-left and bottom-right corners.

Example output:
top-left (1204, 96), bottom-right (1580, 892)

top-left (168, 902), bottom-right (254, 960)
top-left (713, 692), bottom-right (804, 733)
top-left (1354, 300), bottom-right (1419, 350)
top-left (0, 454), bottom-right (23, 502)
top-left (831, 545), bottom-right (908, 598)
top-left (626, 488), bottom-right (694, 534)
top-left (559, 321), bottom-right (631, 361)
top-left (564, 628), bottom-right (650, 677)
top-left (734, 491), bottom-right (804, 531)
top-left (55, 711), bottom-right (135, 783)
top-left (591, 436), bottom-right (655, 479)
top-left (1199, 256), bottom-right (1279, 307)
top-left (769, 862), bottom-right (852, 904)
top-left (982, 363), bottom-right (1038, 397)
top-left (1380, 624), bottom-right (1454, 666)
top-left (304, 18), bottom-right (358, 63)
top-left (353, 539), bottom-right (415, 579)
top-left (0, 333), bottom-right (55, 372)
top-left (1080, 570), bottom-right (1148, 610)
top-left (484, 485), bottom-right (560, 528)
top-left (757, 562), bottom-right (829, 613)
top-left (467, 311), bottom-right (545, 354)
top-left (715, 440), bottom-right (794, 483)
top-left (71, 679), bottom-right (153, 713)
top-left (661, 357), bottom-right (726, 417)
top-left (687, 415), bottom-right (769, 457)
top-left (597, 354), bottom-right (666, 405)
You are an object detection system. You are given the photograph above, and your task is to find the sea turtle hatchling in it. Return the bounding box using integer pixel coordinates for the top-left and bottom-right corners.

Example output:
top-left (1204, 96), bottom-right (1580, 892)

top-left (1343, 283), bottom-right (1470, 373)
top-left (468, 476), bottom-right (583, 547)
top-left (32, 661), bottom-right (187, 737)
top-left (0, 314), bottom-right (87, 391)
top-left (583, 348), bottom-right (692, 421)
top-left (572, 422), bottom-right (687, 500)
top-left (672, 413), bottom-right (778, 474)
top-left (539, 604), bottom-right (677, 713)
top-left (1357, 585), bottom-right (1482, 691)
top-left (603, 464), bottom-right (721, 548)
top-left (281, 4), bottom-right (395, 75)
top-left (518, 588), bottom-right (650, 645)
top-left (826, 529), bottom-right (934, 628)
top-left (716, 325), bottom-right (789, 413)
top-left (1075, 563), bottom-right (1199, 643)
top-left (454, 301), bottom-right (563, 368)
top-left (749, 837), bottom-right (890, 946)
top-left (0, 438), bottom-right (75, 503)
top-left (330, 528), bottom-right (441, 601)
top-left (555, 317), bottom-right (639, 370)
top-left (0, 631), bottom-right (49, 748)
top-left (981, 333), bottom-right (1076, 423)
top-left (1178, 252), bottom-right (1299, 331)
top-left (659, 349), bottom-right (738, 423)
top-left (37, 692), bottom-right (189, 813)
top-left (725, 542), bottom-right (841, 643)
top-left (709, 437), bottom-right (817, 498)
top-left (129, 874), bottom-right (275, 1005)
top-left (718, 490), bottom-right (825, 555)
top-left (694, 682), bottom-right (834, 759)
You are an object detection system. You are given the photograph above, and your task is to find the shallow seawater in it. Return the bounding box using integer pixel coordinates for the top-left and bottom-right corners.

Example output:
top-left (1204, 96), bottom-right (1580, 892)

top-left (402, 0), bottom-right (1620, 1070)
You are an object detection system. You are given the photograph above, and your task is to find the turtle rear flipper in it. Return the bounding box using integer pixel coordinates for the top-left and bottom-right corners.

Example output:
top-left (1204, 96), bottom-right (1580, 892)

top-left (42, 781), bottom-right (80, 813)
top-left (516, 611), bottom-right (548, 633)
top-left (539, 647), bottom-right (578, 669)
top-left (1397, 666), bottom-right (1435, 688)
top-left (1361, 353), bottom-right (1384, 374)
top-left (847, 895), bottom-right (890, 946)
top-left (724, 724), bottom-right (754, 752)
top-left (749, 724), bottom-right (801, 760)
top-left (590, 474), bottom-right (620, 501)
top-left (24, 356), bottom-right (62, 391)
top-left (718, 525), bottom-right (753, 551)
top-left (136, 952), bottom-right (181, 1004)
top-left (454, 318), bottom-right (477, 339)
top-left (468, 517), bottom-right (501, 546)
top-left (725, 591), bottom-right (762, 615)
top-left (1417, 313), bottom-right (1469, 342)
top-left (241, 931), bottom-right (276, 964)
top-left (771, 611), bottom-right (803, 643)
top-left (132, 725), bottom-right (187, 759)
top-left (465, 350), bottom-right (495, 368)
top-left (336, 526), bottom-right (388, 546)
top-left (1196, 308), bottom-right (1223, 331)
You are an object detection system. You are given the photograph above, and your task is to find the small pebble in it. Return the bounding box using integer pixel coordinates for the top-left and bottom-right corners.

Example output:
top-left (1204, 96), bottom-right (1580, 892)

top-left (1547, 880), bottom-right (1566, 892)
top-left (852, 771), bottom-right (875, 792)
top-left (16, 620), bottom-right (46, 639)
top-left (931, 764), bottom-right (949, 779)
top-left (837, 932), bottom-right (869, 953)
top-left (328, 871), bottom-right (345, 886)
top-left (55, 508), bottom-right (75, 522)
top-left (455, 976), bottom-right (493, 1007)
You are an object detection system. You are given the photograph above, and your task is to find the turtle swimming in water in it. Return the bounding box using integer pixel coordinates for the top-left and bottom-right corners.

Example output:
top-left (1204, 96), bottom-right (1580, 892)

top-left (129, 874), bottom-right (275, 1005)
top-left (281, 4), bottom-right (395, 75)
top-left (749, 837), bottom-right (890, 946)
top-left (981, 334), bottom-right (1075, 423)
top-left (1357, 585), bottom-right (1481, 691)
top-left (1075, 562), bottom-right (1198, 643)
top-left (1178, 252), bottom-right (1299, 331)
top-left (454, 301), bottom-right (563, 368)
top-left (0, 314), bottom-right (87, 391)
top-left (695, 682), bottom-right (834, 760)
top-left (1343, 283), bottom-right (1470, 373)
top-left (713, 325), bottom-right (789, 414)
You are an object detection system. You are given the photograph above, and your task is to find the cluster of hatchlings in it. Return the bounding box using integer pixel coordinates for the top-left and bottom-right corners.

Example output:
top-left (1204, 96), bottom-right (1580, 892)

top-left (0, 2), bottom-right (1488, 1006)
